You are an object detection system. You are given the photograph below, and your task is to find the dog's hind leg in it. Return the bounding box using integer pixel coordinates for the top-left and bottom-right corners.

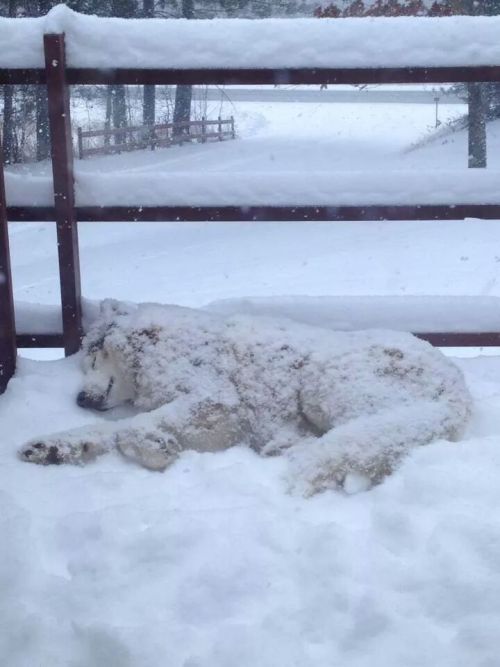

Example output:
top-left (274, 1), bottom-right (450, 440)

top-left (287, 399), bottom-right (470, 496)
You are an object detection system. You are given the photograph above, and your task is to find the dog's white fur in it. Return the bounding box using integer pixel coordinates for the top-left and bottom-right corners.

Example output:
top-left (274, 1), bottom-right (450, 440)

top-left (19, 301), bottom-right (472, 495)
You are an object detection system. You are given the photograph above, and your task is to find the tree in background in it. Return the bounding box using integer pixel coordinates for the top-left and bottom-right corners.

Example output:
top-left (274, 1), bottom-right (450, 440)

top-left (172, 0), bottom-right (194, 137)
top-left (142, 0), bottom-right (155, 130)
top-left (315, 0), bottom-right (500, 17)
top-left (1, 0), bottom-right (16, 164)
top-left (1, 0), bottom-right (55, 162)
top-left (155, 1), bottom-right (317, 18)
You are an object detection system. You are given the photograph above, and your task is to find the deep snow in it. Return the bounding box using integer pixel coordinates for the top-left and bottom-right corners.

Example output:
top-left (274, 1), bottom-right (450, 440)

top-left (2, 353), bottom-right (500, 667)
top-left (3, 92), bottom-right (500, 666)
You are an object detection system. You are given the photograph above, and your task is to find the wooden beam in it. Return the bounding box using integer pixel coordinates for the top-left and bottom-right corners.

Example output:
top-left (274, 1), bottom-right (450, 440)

top-left (7, 204), bottom-right (500, 223)
top-left (44, 34), bottom-right (82, 356)
top-left (0, 140), bottom-right (16, 393)
top-left (415, 332), bottom-right (500, 347)
top-left (3, 64), bottom-right (500, 87)
top-left (16, 333), bottom-right (64, 349)
top-left (11, 330), bottom-right (500, 349)
top-left (62, 65), bottom-right (500, 86)
top-left (72, 204), bottom-right (500, 222)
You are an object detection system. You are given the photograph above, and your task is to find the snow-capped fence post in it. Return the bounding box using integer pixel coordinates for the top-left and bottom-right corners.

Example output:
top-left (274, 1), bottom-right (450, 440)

top-left (44, 33), bottom-right (83, 356)
top-left (0, 140), bottom-right (16, 394)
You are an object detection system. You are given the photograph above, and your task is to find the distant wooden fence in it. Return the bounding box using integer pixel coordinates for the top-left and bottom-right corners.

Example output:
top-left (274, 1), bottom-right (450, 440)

top-left (77, 116), bottom-right (236, 159)
top-left (2, 31), bottom-right (500, 393)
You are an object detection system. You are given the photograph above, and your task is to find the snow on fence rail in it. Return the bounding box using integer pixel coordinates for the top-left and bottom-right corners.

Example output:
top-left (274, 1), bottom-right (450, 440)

top-left (2, 5), bottom-right (500, 72)
top-left (77, 117), bottom-right (236, 160)
top-left (2, 8), bottom-right (500, 392)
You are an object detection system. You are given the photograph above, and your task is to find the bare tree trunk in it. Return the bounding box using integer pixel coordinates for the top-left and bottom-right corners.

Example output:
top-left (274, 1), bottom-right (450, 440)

top-left (105, 86), bottom-right (112, 148)
top-left (111, 85), bottom-right (128, 146)
top-left (2, 0), bottom-right (16, 164)
top-left (35, 0), bottom-right (53, 161)
top-left (143, 0), bottom-right (156, 136)
top-left (460, 0), bottom-right (487, 168)
top-left (173, 86), bottom-right (193, 137)
top-left (2, 87), bottom-right (15, 164)
top-left (108, 0), bottom-right (136, 147)
top-left (173, 0), bottom-right (194, 138)
top-left (36, 85), bottom-right (50, 161)
top-left (468, 83), bottom-right (487, 168)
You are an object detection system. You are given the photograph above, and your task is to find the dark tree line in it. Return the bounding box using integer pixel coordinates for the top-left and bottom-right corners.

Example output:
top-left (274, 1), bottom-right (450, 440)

top-left (315, 0), bottom-right (500, 16)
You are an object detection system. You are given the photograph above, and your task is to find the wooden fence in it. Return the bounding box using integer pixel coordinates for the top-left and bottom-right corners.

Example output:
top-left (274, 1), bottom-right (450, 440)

top-left (2, 31), bottom-right (500, 392)
top-left (77, 117), bottom-right (236, 159)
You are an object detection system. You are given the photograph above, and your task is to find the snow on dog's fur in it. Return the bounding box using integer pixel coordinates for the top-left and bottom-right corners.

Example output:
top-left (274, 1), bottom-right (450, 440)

top-left (19, 300), bottom-right (472, 495)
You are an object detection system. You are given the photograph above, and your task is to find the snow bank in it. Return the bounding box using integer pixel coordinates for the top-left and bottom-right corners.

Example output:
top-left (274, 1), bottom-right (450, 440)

top-left (207, 295), bottom-right (500, 334)
top-left (8, 170), bottom-right (500, 208)
top-left (1, 5), bottom-right (500, 70)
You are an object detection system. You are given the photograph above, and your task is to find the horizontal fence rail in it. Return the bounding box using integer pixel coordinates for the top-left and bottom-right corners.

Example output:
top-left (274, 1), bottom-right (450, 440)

top-left (4, 65), bottom-right (500, 86)
top-left (8, 205), bottom-right (500, 223)
top-left (12, 331), bottom-right (500, 350)
top-left (2, 29), bottom-right (500, 393)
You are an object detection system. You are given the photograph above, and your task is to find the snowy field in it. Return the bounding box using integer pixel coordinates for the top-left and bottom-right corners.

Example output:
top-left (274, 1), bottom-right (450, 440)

top-left (4, 98), bottom-right (500, 666)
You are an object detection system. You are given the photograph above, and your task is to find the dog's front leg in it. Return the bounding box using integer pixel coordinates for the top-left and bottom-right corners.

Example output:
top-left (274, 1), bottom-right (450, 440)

top-left (18, 406), bottom-right (182, 469)
top-left (114, 399), bottom-right (244, 471)
top-left (19, 397), bottom-right (242, 470)
top-left (19, 422), bottom-right (119, 466)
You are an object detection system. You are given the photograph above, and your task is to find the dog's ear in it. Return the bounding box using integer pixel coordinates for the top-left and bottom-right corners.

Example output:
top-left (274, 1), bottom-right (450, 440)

top-left (99, 299), bottom-right (131, 321)
top-left (100, 299), bottom-right (122, 317)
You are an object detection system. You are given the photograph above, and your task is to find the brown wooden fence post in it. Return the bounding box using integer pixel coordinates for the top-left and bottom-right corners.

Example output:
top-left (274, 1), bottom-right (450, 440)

top-left (0, 139), bottom-right (17, 393)
top-left (44, 33), bottom-right (82, 356)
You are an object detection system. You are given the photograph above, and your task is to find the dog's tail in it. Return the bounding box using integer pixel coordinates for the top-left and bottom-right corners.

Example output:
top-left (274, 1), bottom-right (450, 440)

top-left (287, 396), bottom-right (471, 496)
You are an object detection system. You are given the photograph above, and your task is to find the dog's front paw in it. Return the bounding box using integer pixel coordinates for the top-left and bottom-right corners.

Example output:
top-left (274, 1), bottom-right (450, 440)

top-left (19, 440), bottom-right (65, 465)
top-left (116, 429), bottom-right (181, 471)
top-left (19, 437), bottom-right (99, 466)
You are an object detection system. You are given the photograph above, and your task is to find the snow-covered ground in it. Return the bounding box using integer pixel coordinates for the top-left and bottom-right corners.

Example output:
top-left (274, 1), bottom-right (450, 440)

top-left (3, 98), bottom-right (500, 666)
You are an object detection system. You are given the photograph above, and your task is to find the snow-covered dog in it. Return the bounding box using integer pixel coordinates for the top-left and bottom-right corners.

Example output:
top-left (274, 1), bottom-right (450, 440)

top-left (19, 300), bottom-right (472, 495)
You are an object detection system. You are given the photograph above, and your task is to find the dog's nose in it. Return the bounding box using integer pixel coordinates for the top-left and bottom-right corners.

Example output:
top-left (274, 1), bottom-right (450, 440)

top-left (77, 391), bottom-right (105, 410)
top-left (77, 391), bottom-right (90, 408)
top-left (77, 391), bottom-right (87, 407)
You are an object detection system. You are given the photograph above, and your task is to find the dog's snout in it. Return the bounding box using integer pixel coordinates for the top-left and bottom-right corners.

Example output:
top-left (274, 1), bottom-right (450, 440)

top-left (77, 391), bottom-right (89, 407)
top-left (77, 391), bottom-right (106, 411)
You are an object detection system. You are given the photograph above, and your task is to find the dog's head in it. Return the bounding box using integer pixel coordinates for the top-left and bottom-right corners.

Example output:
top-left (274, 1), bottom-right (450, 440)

top-left (78, 328), bottom-right (136, 411)
top-left (77, 300), bottom-right (136, 411)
